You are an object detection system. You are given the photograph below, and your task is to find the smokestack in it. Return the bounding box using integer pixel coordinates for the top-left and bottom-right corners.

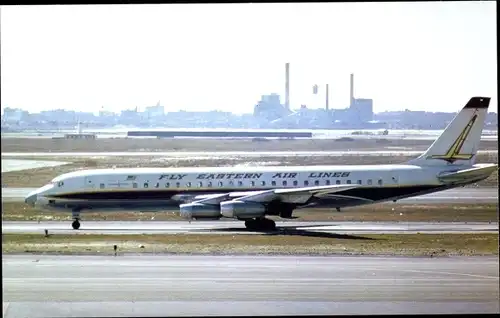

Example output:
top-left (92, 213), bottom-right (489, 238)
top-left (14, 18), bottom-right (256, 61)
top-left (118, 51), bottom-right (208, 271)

top-left (350, 73), bottom-right (354, 107)
top-left (285, 63), bottom-right (290, 110)
top-left (325, 84), bottom-right (329, 110)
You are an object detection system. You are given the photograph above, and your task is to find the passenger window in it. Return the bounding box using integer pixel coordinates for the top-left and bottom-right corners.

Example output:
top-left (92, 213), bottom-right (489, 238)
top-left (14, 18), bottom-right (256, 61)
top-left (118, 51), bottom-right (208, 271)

top-left (283, 180), bottom-right (287, 186)
top-left (261, 181), bottom-right (266, 186)
top-left (314, 180), bottom-right (319, 186)
top-left (378, 179), bottom-right (383, 185)
top-left (100, 183), bottom-right (105, 189)
top-left (144, 183), bottom-right (149, 188)
top-left (165, 182), bottom-right (170, 188)
top-left (347, 180), bottom-right (351, 184)
top-left (198, 182), bottom-right (203, 187)
top-left (238, 181), bottom-right (243, 186)
top-left (229, 181), bottom-right (234, 186)
top-left (367, 179), bottom-right (372, 185)
top-left (326, 180), bottom-right (330, 185)
top-left (251, 181), bottom-right (256, 186)
top-left (357, 180), bottom-right (362, 185)
top-left (186, 182), bottom-right (191, 187)
top-left (304, 181), bottom-right (309, 186)
top-left (155, 183), bottom-right (160, 188)
top-left (293, 180), bottom-right (298, 186)
top-left (336, 180), bottom-right (341, 185)
top-left (133, 183), bottom-right (138, 188)
top-left (207, 181), bottom-right (213, 187)
top-left (176, 182), bottom-right (181, 188)
top-left (218, 181), bottom-right (223, 187)
top-left (271, 181), bottom-right (276, 186)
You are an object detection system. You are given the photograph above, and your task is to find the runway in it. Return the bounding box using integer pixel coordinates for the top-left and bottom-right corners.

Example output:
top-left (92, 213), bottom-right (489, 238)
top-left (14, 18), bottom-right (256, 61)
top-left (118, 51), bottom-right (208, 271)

top-left (1, 159), bottom-right (69, 173)
top-left (2, 187), bottom-right (498, 204)
top-left (2, 220), bottom-right (498, 235)
top-left (2, 255), bottom-right (498, 317)
top-left (2, 149), bottom-right (497, 158)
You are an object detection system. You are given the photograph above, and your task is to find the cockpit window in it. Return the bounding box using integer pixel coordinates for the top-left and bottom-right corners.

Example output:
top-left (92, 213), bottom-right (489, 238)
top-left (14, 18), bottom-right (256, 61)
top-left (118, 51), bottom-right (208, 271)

top-left (57, 181), bottom-right (64, 187)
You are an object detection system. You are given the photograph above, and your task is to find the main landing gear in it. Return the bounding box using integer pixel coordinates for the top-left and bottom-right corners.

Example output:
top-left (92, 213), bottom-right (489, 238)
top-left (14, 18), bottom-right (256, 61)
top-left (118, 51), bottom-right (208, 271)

top-left (72, 209), bottom-right (81, 230)
top-left (244, 218), bottom-right (276, 231)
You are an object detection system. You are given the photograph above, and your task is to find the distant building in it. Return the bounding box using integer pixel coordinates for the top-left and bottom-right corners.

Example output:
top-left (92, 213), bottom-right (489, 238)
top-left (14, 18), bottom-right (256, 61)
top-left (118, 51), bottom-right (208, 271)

top-left (2, 107), bottom-right (29, 122)
top-left (145, 101), bottom-right (165, 118)
top-left (350, 98), bottom-right (373, 123)
top-left (121, 107), bottom-right (139, 123)
top-left (253, 93), bottom-right (291, 123)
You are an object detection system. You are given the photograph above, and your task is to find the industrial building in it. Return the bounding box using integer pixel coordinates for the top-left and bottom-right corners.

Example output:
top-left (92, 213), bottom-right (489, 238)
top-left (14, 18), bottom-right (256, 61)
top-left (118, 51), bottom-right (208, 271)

top-left (255, 63), bottom-right (377, 129)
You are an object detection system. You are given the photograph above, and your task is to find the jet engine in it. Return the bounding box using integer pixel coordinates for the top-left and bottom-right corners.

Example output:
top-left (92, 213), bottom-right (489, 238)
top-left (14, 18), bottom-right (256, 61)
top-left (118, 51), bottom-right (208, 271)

top-left (179, 202), bottom-right (222, 220)
top-left (220, 200), bottom-right (266, 219)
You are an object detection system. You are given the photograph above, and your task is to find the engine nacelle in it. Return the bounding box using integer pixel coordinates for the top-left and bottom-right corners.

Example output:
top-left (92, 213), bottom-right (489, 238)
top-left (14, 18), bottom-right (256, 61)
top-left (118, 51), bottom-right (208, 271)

top-left (220, 200), bottom-right (266, 219)
top-left (179, 202), bottom-right (222, 220)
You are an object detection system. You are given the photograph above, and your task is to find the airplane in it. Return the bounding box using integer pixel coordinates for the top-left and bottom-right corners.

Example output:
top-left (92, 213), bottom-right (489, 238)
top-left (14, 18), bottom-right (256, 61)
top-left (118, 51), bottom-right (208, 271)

top-left (24, 96), bottom-right (498, 231)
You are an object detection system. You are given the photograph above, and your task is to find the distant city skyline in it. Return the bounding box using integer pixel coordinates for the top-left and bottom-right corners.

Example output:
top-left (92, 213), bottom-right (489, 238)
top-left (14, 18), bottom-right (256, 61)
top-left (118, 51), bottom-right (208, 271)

top-left (1, 2), bottom-right (497, 114)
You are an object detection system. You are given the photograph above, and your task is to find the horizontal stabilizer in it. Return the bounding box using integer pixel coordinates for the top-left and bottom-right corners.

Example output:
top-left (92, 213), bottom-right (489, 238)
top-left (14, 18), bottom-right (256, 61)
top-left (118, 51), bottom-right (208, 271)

top-left (438, 164), bottom-right (498, 183)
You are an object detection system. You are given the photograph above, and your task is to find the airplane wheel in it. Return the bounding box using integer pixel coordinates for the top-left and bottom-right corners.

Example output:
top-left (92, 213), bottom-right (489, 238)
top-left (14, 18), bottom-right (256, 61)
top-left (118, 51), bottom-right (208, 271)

top-left (245, 218), bottom-right (276, 231)
top-left (245, 220), bottom-right (256, 230)
top-left (263, 219), bottom-right (276, 231)
top-left (72, 220), bottom-right (81, 230)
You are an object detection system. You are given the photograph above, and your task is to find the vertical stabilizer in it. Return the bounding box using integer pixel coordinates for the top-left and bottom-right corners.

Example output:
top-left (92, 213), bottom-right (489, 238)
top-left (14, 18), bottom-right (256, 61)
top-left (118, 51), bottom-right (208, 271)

top-left (407, 96), bottom-right (491, 166)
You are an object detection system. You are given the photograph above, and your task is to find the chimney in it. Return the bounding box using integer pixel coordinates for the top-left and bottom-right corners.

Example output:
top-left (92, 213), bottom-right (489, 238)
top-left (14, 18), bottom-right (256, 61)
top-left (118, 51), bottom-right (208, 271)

top-left (285, 63), bottom-right (290, 110)
top-left (350, 73), bottom-right (354, 107)
top-left (325, 84), bottom-right (329, 110)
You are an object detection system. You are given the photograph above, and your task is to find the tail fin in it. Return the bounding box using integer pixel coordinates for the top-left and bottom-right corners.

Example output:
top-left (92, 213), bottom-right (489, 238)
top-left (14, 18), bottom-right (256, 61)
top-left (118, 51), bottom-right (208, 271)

top-left (407, 96), bottom-right (491, 166)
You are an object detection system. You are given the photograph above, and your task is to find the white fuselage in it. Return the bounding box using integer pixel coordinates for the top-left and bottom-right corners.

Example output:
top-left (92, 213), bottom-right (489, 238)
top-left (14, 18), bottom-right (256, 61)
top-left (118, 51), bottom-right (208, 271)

top-left (26, 163), bottom-right (462, 215)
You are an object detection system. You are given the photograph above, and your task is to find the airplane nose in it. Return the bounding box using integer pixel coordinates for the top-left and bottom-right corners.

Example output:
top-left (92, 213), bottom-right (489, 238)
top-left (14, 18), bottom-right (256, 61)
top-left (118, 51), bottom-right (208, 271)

top-left (25, 193), bottom-right (38, 206)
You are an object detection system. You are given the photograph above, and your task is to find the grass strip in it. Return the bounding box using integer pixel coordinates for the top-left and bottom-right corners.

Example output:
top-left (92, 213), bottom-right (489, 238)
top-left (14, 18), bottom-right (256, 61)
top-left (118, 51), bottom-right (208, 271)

top-left (3, 137), bottom-right (481, 153)
top-left (2, 233), bottom-right (498, 256)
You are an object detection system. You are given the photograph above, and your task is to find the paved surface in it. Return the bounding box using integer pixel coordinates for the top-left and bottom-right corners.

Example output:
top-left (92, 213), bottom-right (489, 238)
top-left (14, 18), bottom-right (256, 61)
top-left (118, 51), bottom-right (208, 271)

top-left (2, 149), bottom-right (497, 158)
top-left (2, 187), bottom-right (498, 204)
top-left (1, 159), bottom-right (69, 173)
top-left (2, 220), bottom-right (498, 235)
top-left (1, 131), bottom-right (497, 141)
top-left (2, 255), bottom-right (499, 317)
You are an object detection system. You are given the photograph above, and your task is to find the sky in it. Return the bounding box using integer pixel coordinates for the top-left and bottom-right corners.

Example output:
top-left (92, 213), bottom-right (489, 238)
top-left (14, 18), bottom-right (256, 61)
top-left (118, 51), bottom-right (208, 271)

top-left (0, 2), bottom-right (497, 114)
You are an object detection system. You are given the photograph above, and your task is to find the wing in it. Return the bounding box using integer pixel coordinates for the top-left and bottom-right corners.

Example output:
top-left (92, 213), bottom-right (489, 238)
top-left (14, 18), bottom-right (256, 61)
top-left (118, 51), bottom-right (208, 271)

top-left (177, 184), bottom-right (360, 205)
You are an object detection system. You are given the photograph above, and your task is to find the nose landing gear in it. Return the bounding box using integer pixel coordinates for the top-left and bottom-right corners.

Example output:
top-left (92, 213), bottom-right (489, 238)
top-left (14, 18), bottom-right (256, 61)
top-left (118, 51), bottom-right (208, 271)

top-left (71, 209), bottom-right (81, 230)
top-left (72, 219), bottom-right (81, 230)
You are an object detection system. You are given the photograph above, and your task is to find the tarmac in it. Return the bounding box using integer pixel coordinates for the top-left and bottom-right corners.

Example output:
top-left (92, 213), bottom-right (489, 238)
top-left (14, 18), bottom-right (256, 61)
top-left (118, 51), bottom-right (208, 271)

top-left (2, 254), bottom-right (499, 317)
top-left (2, 220), bottom-right (498, 235)
top-left (1, 159), bottom-right (69, 173)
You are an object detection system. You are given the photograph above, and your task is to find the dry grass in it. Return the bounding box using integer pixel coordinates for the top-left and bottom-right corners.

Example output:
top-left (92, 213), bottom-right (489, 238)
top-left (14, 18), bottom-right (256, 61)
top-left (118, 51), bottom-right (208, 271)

top-left (2, 202), bottom-right (497, 222)
top-left (2, 153), bottom-right (497, 188)
top-left (4, 137), bottom-right (484, 153)
top-left (2, 233), bottom-right (498, 256)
